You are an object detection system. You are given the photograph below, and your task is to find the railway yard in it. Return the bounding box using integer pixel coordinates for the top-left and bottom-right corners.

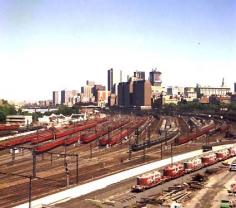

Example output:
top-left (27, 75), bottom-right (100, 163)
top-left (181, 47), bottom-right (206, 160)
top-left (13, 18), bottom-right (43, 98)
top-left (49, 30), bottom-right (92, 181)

top-left (0, 113), bottom-right (236, 208)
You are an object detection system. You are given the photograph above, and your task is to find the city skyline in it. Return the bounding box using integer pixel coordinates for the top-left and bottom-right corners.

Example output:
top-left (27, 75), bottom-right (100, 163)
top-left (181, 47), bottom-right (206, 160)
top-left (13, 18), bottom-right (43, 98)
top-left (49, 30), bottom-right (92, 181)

top-left (0, 0), bottom-right (235, 101)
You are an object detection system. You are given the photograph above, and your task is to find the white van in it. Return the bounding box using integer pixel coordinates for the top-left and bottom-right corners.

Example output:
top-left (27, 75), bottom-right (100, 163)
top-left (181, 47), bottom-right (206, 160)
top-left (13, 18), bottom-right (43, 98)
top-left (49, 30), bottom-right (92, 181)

top-left (229, 161), bottom-right (236, 171)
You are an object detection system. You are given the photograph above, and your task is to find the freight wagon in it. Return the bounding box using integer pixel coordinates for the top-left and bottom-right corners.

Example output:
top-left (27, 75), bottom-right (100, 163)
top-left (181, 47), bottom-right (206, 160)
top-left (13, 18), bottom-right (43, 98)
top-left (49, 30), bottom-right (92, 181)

top-left (132, 146), bottom-right (235, 192)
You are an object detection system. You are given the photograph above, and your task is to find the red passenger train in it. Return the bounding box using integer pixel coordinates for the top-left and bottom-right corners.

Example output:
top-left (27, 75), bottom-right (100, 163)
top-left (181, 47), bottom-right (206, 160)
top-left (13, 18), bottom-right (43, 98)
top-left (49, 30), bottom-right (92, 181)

top-left (81, 120), bottom-right (129, 143)
top-left (0, 124), bottom-right (19, 131)
top-left (0, 118), bottom-right (107, 151)
top-left (176, 122), bottom-right (216, 145)
top-left (99, 118), bottom-right (147, 146)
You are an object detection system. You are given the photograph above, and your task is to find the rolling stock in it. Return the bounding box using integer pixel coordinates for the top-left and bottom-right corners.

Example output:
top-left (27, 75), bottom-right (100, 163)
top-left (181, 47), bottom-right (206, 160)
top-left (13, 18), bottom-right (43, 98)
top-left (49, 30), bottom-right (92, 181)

top-left (34, 134), bottom-right (81, 153)
top-left (99, 119), bottom-right (147, 146)
top-left (175, 122), bottom-right (216, 145)
top-left (130, 128), bottom-right (179, 151)
top-left (0, 118), bottom-right (107, 150)
top-left (0, 124), bottom-right (19, 131)
top-left (81, 120), bottom-right (129, 143)
top-left (132, 146), bottom-right (235, 192)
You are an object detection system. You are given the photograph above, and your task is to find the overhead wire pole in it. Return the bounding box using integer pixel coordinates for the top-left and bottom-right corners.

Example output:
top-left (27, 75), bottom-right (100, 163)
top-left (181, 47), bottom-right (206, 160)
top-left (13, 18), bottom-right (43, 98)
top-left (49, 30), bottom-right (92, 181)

top-left (32, 149), bottom-right (37, 178)
top-left (28, 176), bottom-right (32, 208)
top-left (171, 143), bottom-right (173, 165)
top-left (0, 171), bottom-right (33, 208)
top-left (48, 152), bottom-right (79, 185)
top-left (76, 154), bottom-right (79, 184)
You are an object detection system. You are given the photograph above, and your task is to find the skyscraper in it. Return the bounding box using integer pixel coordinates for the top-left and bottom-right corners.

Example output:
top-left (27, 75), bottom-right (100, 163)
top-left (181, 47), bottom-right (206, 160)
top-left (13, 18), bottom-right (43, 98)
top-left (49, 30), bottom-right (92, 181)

top-left (149, 69), bottom-right (162, 86)
top-left (52, 91), bottom-right (59, 106)
top-left (61, 90), bottom-right (72, 105)
top-left (107, 68), bottom-right (122, 93)
top-left (107, 68), bottom-right (113, 92)
top-left (134, 71), bottom-right (145, 80)
top-left (133, 80), bottom-right (152, 107)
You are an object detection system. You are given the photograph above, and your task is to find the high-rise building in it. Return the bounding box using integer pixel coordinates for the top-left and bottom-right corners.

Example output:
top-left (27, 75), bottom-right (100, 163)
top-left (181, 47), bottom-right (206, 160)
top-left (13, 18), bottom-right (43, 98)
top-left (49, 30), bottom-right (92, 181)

top-left (149, 69), bottom-right (162, 86)
top-left (93, 85), bottom-right (106, 102)
top-left (107, 68), bottom-right (122, 93)
top-left (81, 86), bottom-right (93, 102)
top-left (86, 80), bottom-right (95, 86)
top-left (61, 90), bottom-right (72, 105)
top-left (234, 83), bottom-right (236, 93)
top-left (134, 71), bottom-right (145, 80)
top-left (52, 91), bottom-right (59, 106)
top-left (133, 80), bottom-right (152, 107)
top-left (108, 68), bottom-right (114, 92)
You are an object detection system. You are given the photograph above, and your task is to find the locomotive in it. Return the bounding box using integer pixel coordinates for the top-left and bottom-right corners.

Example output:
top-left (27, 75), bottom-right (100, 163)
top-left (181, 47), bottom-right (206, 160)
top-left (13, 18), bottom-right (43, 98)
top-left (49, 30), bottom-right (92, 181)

top-left (132, 146), bottom-right (236, 192)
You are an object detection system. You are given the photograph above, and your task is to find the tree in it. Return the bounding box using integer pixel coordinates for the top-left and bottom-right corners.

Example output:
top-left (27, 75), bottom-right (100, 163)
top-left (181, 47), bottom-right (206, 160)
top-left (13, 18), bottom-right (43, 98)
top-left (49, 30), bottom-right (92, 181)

top-left (0, 111), bottom-right (6, 122)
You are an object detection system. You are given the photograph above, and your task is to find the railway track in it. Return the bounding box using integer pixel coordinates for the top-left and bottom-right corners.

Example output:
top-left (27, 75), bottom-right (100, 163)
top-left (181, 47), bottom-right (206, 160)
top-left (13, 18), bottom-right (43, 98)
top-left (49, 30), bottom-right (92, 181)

top-left (0, 115), bottom-right (230, 208)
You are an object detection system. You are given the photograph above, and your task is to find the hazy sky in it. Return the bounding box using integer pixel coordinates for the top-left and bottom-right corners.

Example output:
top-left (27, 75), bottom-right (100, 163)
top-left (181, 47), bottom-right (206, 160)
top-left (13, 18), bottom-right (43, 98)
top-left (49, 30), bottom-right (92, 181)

top-left (0, 0), bottom-right (235, 101)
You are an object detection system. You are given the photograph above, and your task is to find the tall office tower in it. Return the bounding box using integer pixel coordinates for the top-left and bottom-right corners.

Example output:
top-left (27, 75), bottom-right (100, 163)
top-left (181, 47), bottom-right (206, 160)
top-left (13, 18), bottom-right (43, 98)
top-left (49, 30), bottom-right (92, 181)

top-left (107, 68), bottom-right (122, 93)
top-left (133, 80), bottom-right (152, 107)
top-left (134, 71), bottom-right (145, 80)
top-left (52, 91), bottom-right (59, 106)
top-left (61, 90), bottom-right (72, 105)
top-left (149, 69), bottom-right (162, 86)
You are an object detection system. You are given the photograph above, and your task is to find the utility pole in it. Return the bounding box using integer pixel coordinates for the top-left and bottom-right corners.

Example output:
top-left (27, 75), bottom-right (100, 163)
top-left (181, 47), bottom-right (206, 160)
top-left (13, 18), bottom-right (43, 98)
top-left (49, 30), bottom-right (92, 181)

top-left (161, 138), bottom-right (163, 160)
top-left (143, 147), bottom-right (146, 161)
top-left (64, 156), bottom-right (70, 187)
top-left (29, 176), bottom-right (32, 208)
top-left (32, 150), bottom-right (36, 178)
top-left (108, 126), bottom-right (111, 145)
top-left (50, 153), bottom-right (53, 165)
top-left (90, 143), bottom-right (93, 158)
top-left (11, 147), bottom-right (15, 164)
top-left (171, 143), bottom-right (173, 165)
top-left (0, 172), bottom-right (32, 208)
top-left (76, 154), bottom-right (79, 184)
top-left (148, 125), bottom-right (151, 144)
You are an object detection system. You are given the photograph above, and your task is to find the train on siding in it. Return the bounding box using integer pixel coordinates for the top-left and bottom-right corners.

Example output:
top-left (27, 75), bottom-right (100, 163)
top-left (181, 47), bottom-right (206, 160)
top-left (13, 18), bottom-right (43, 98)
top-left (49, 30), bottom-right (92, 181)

top-left (175, 121), bottom-right (216, 145)
top-left (130, 127), bottom-right (179, 152)
top-left (132, 146), bottom-right (236, 192)
top-left (0, 118), bottom-right (107, 151)
top-left (99, 118), bottom-right (147, 146)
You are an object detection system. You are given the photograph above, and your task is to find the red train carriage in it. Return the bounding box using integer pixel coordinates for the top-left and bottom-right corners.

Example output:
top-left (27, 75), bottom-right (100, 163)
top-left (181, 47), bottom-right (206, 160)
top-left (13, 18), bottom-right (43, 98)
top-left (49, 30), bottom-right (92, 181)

top-left (64, 135), bottom-right (81, 146)
top-left (184, 158), bottom-right (202, 173)
top-left (216, 149), bottom-right (230, 161)
top-left (201, 153), bottom-right (217, 166)
top-left (176, 122), bottom-right (216, 145)
top-left (132, 171), bottom-right (162, 192)
top-left (163, 163), bottom-right (184, 180)
top-left (0, 124), bottom-right (19, 131)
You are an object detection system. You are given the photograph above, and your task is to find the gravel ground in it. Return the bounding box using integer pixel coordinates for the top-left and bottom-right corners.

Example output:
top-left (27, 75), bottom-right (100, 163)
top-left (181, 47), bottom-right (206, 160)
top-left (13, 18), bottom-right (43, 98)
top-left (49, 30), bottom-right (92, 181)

top-left (184, 157), bottom-right (236, 208)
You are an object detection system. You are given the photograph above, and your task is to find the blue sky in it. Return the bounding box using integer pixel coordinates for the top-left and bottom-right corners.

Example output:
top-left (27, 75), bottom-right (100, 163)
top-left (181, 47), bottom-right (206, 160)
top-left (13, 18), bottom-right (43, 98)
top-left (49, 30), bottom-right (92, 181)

top-left (0, 0), bottom-right (235, 101)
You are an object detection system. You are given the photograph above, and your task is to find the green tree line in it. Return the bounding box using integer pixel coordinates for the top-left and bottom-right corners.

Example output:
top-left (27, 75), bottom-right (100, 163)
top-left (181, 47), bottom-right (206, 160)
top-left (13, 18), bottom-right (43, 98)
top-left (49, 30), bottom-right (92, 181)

top-left (0, 100), bottom-right (17, 122)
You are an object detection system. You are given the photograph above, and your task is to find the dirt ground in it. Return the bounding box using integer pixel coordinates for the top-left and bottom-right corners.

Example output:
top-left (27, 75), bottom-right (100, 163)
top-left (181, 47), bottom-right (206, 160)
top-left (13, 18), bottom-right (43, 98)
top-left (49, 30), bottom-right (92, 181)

top-left (184, 157), bottom-right (236, 208)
